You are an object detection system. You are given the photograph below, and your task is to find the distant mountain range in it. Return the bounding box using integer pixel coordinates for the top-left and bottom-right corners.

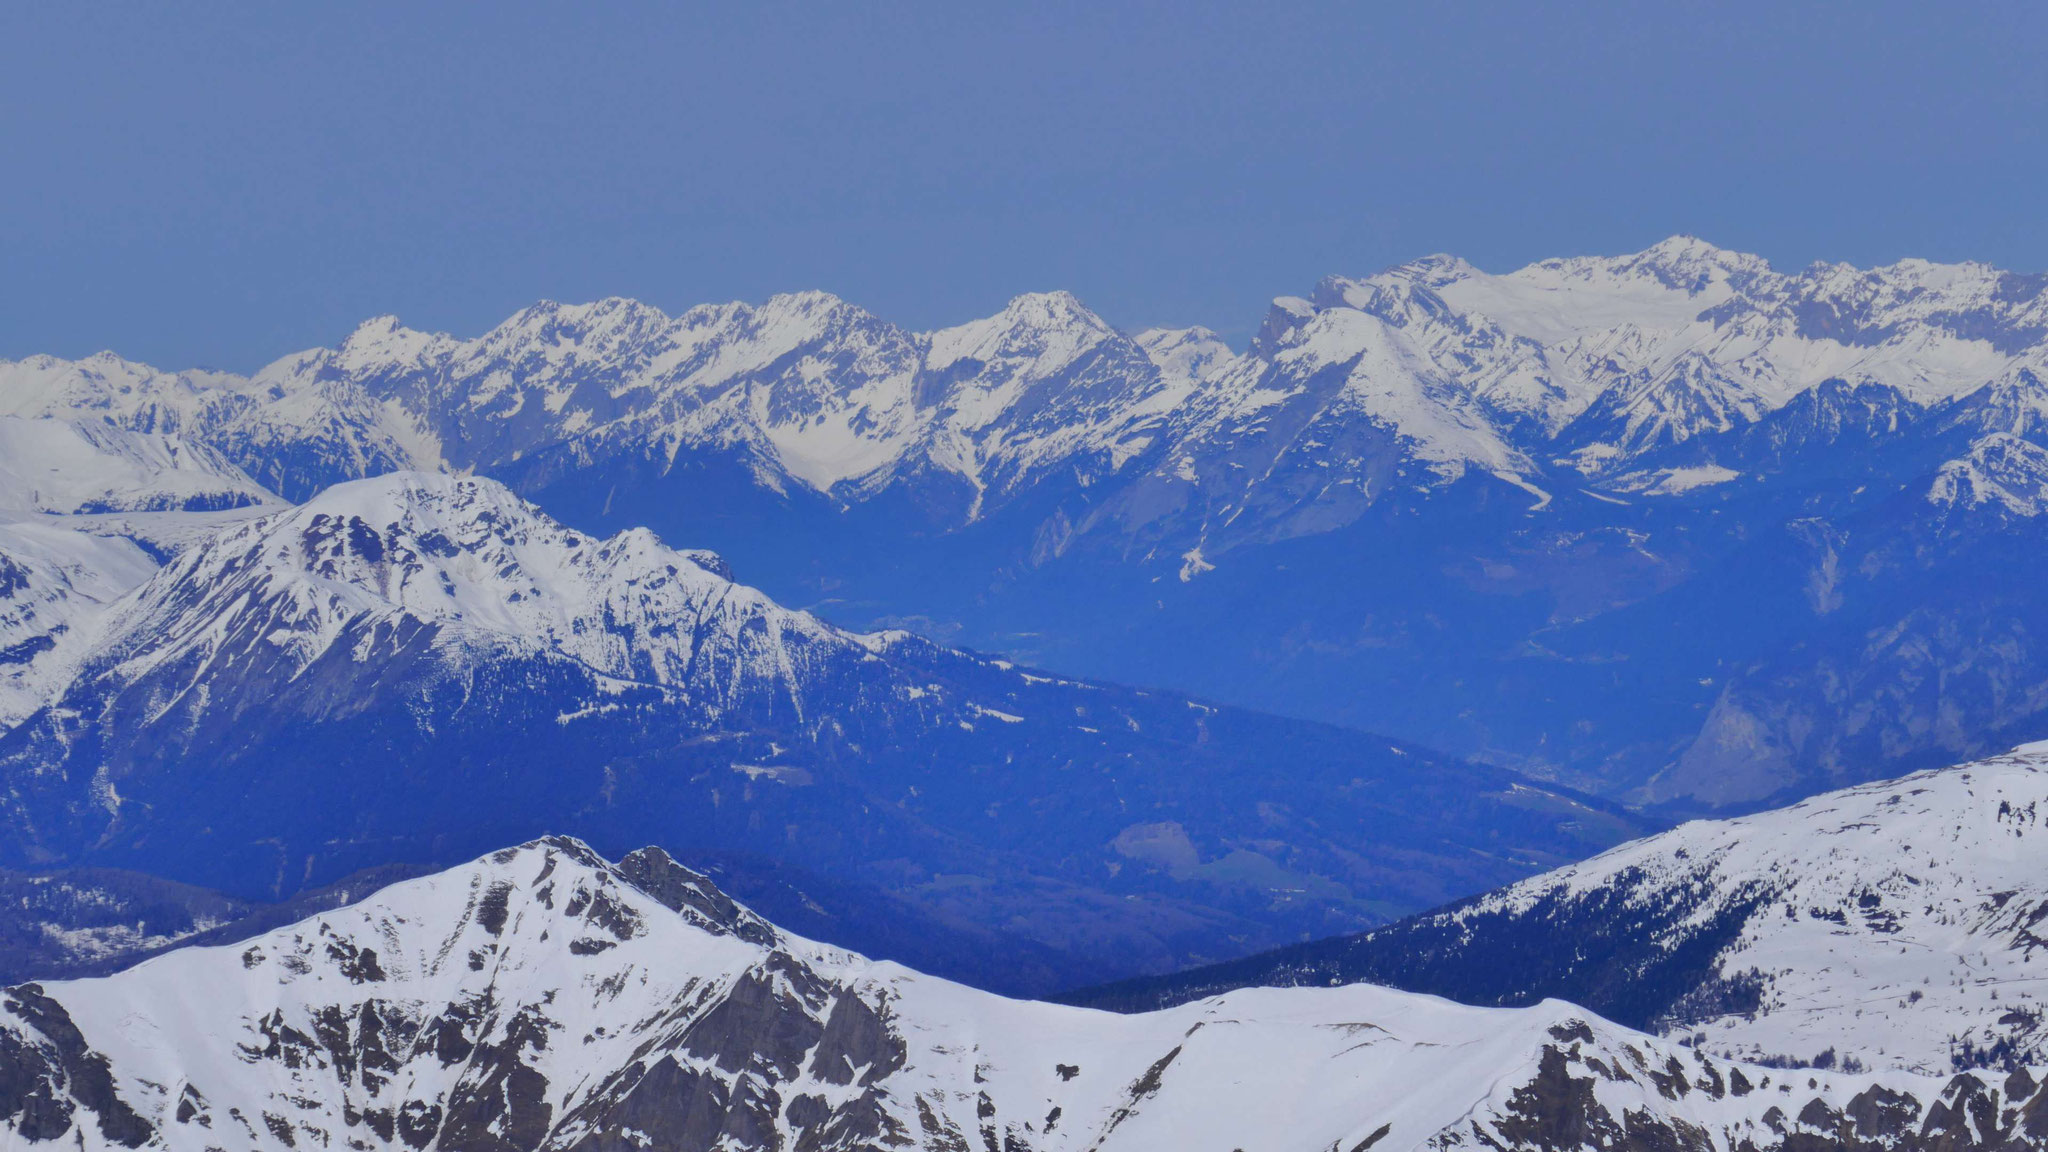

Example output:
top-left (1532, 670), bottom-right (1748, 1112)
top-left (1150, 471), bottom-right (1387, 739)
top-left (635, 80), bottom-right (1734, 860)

top-left (0, 437), bottom-right (1637, 993)
top-left (9, 238), bottom-right (2048, 816)
top-left (2, 835), bottom-right (2026, 1152)
top-left (1068, 741), bottom-right (2048, 1077)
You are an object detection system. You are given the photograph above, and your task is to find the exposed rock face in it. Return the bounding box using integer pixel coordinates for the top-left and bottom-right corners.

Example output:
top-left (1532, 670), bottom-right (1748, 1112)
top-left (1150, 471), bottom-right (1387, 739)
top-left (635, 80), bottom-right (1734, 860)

top-left (0, 985), bottom-right (151, 1147)
top-left (1442, 1040), bottom-right (2048, 1152)
top-left (0, 836), bottom-right (2036, 1152)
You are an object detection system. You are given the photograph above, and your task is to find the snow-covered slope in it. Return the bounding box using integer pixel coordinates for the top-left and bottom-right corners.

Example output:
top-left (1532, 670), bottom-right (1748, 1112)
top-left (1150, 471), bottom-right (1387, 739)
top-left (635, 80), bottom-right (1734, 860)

top-left (0, 521), bottom-right (156, 727)
top-left (0, 416), bottom-right (274, 518)
top-left (1076, 743), bottom-right (2048, 1077)
top-left (1926, 433), bottom-right (2048, 522)
top-left (1, 836), bottom-right (2020, 1152)
top-left (0, 416), bottom-right (281, 726)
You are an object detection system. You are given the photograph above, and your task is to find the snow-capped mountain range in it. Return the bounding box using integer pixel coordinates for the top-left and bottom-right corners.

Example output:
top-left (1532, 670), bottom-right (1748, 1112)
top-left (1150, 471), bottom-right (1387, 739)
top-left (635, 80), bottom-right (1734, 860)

top-left (10, 238), bottom-right (2048, 815)
top-left (0, 287), bottom-right (1217, 514)
top-left (7, 237), bottom-right (2044, 517)
top-left (1072, 741), bottom-right (2048, 1079)
top-left (1, 835), bottom-right (2028, 1152)
top-left (0, 443), bottom-right (1639, 992)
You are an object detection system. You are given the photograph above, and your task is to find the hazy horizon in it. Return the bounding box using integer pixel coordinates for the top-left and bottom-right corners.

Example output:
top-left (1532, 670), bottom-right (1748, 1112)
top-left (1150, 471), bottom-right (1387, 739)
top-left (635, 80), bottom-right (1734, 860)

top-left (6, 2), bottom-right (2045, 371)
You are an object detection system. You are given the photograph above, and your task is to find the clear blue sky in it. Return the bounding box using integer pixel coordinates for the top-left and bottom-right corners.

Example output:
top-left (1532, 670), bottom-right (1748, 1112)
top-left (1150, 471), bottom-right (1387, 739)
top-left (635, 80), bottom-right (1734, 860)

top-left (4, 2), bottom-right (2044, 371)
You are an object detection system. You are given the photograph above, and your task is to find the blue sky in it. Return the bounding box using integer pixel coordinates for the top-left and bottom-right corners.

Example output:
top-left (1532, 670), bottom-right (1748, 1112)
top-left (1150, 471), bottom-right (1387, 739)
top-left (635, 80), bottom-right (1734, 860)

top-left (4, 2), bottom-right (2044, 370)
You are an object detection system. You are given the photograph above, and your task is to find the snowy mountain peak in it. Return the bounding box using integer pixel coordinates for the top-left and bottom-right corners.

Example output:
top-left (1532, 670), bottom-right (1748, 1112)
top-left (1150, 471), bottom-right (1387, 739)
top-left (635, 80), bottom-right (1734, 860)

top-left (739, 290), bottom-right (883, 341)
top-left (1001, 288), bottom-right (1107, 327)
top-left (760, 286), bottom-right (859, 314)
top-left (1389, 252), bottom-right (1485, 288)
top-left (260, 467), bottom-right (797, 625)
top-left (68, 469), bottom-right (860, 732)
top-left (925, 290), bottom-right (1116, 374)
top-left (1134, 325), bottom-right (1234, 382)
top-left (1634, 233), bottom-right (1770, 274)
top-left (1523, 235), bottom-right (1774, 296)
top-left (345, 313), bottom-right (407, 339)
top-left (480, 297), bottom-right (685, 363)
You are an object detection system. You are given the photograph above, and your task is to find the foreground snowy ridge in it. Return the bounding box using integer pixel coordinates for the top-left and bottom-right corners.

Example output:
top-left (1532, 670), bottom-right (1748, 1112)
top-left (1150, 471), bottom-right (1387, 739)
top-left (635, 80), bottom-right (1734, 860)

top-left (1084, 742), bottom-right (2048, 1080)
top-left (1499, 742), bottom-right (2048, 1072)
top-left (0, 836), bottom-right (2034, 1152)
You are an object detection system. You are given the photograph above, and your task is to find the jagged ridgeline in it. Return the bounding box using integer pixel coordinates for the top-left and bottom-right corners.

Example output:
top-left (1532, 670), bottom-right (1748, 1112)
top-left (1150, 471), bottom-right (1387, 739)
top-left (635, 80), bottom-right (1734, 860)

top-left (7, 239), bottom-right (2048, 812)
top-left (2, 836), bottom-right (2038, 1152)
top-left (0, 467), bottom-right (1643, 993)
